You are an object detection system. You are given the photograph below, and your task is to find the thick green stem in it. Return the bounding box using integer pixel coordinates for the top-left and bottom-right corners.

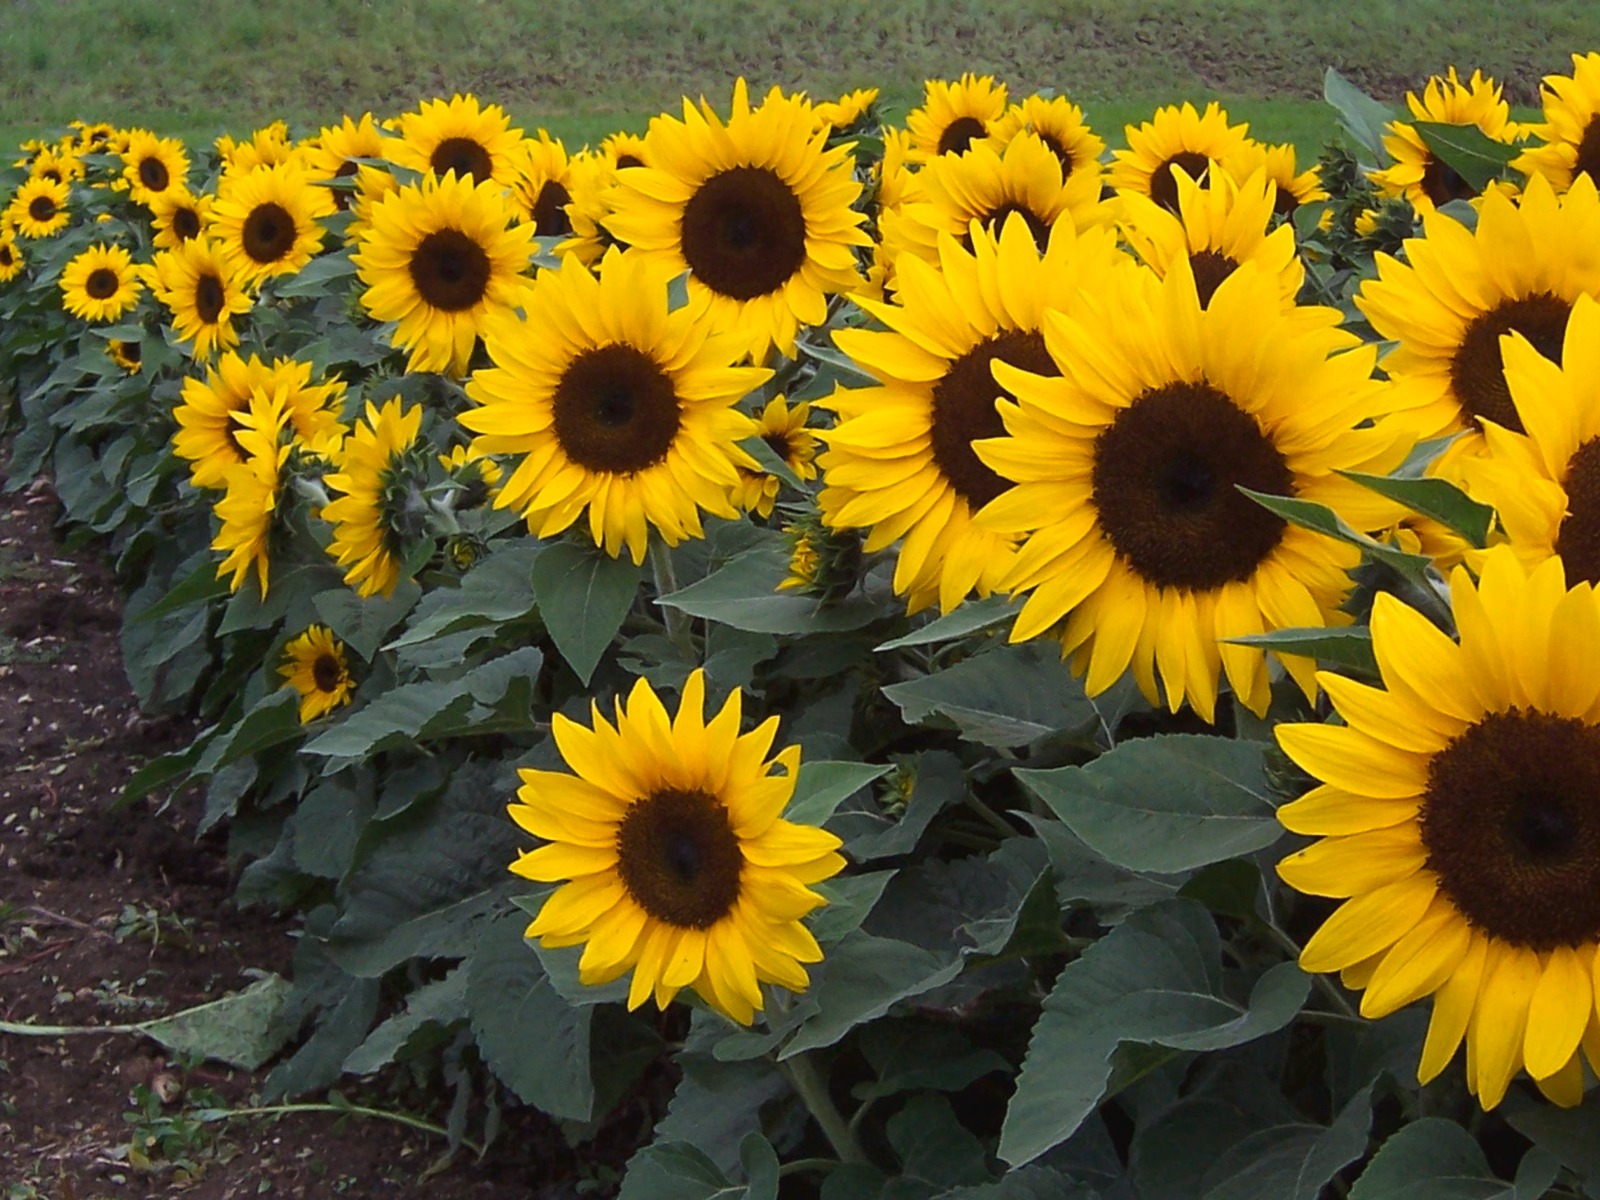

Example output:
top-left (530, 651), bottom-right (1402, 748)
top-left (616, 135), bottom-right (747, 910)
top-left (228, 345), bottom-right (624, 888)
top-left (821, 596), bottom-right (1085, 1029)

top-left (780, 1054), bottom-right (867, 1167)
top-left (648, 537), bottom-right (694, 658)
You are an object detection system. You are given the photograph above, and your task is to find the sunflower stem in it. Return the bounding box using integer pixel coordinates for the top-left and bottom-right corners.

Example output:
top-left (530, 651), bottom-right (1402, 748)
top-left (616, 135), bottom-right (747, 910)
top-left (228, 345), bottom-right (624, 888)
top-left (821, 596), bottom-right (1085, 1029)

top-left (648, 537), bottom-right (695, 658)
top-left (780, 1053), bottom-right (868, 1167)
top-left (1261, 922), bottom-right (1360, 1020)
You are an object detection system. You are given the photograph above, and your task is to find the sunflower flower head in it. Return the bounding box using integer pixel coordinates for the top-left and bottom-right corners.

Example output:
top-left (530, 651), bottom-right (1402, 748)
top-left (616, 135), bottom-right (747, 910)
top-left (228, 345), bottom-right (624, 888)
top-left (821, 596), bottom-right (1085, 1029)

top-left (118, 130), bottom-right (189, 205)
top-left (1514, 51), bottom-right (1600, 193)
top-left (1372, 67), bottom-right (1519, 215)
top-left (512, 669), bottom-right (844, 1025)
top-left (211, 385), bottom-right (294, 596)
top-left (60, 243), bottom-right (143, 323)
top-left (322, 399), bottom-right (429, 599)
top-left (732, 395), bottom-right (817, 519)
top-left (905, 74), bottom-right (1009, 161)
top-left (144, 236), bottom-right (253, 360)
top-left (388, 93), bottom-right (525, 187)
top-left (7, 177), bottom-right (71, 239)
top-left (1108, 101), bottom-right (1253, 212)
top-left (211, 161), bottom-right (334, 287)
top-left (278, 625), bottom-right (356, 723)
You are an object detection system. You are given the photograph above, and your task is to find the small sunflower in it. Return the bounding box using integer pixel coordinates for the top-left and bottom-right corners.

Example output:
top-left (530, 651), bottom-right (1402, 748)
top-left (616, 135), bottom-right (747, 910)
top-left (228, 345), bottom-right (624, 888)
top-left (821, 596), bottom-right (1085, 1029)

top-left (985, 94), bottom-right (1105, 192)
top-left (1515, 52), bottom-right (1600, 193)
top-left (107, 339), bottom-right (142, 373)
top-left (820, 212), bottom-right (1127, 614)
top-left (7, 177), bottom-right (71, 239)
top-left (278, 625), bottom-right (356, 722)
top-left (1117, 166), bottom-right (1303, 310)
top-left (600, 131), bottom-right (650, 171)
top-left (352, 170), bottom-right (535, 376)
top-left (813, 87), bottom-right (880, 135)
top-left (1276, 549), bottom-right (1600, 1109)
top-left (388, 94), bottom-right (525, 187)
top-left (210, 161), bottom-right (334, 287)
top-left (732, 395), bottom-right (818, 519)
top-left (603, 79), bottom-right (870, 362)
top-left (462, 249), bottom-right (766, 563)
top-left (1108, 101), bottom-right (1253, 212)
top-left (509, 131), bottom-right (576, 237)
top-left (60, 243), bottom-right (143, 323)
top-left (0, 235), bottom-right (25, 284)
top-left (322, 399), bottom-right (428, 599)
top-left (905, 74), bottom-right (1009, 161)
top-left (1222, 139), bottom-right (1327, 217)
top-left (302, 113), bottom-right (391, 212)
top-left (215, 121), bottom-right (297, 176)
top-left (438, 443), bottom-right (503, 508)
top-left (72, 121), bottom-right (117, 154)
top-left (973, 259), bottom-right (1413, 721)
top-left (557, 149), bottom-right (623, 267)
top-left (144, 236), bottom-right (253, 360)
top-left (148, 188), bottom-right (213, 251)
top-left (1371, 68), bottom-right (1519, 215)
top-left (118, 130), bottom-right (189, 205)
top-left (28, 144), bottom-right (83, 186)
top-left (512, 669), bottom-right (844, 1026)
top-left (1355, 173), bottom-right (1600, 461)
top-left (212, 387), bottom-right (292, 596)
top-left (173, 351), bottom-right (347, 489)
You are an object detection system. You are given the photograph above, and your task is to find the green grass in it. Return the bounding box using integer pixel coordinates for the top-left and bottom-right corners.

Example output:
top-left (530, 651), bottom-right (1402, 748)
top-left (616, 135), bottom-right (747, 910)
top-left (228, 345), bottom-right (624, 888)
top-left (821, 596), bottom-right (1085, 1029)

top-left (0, 0), bottom-right (1585, 153)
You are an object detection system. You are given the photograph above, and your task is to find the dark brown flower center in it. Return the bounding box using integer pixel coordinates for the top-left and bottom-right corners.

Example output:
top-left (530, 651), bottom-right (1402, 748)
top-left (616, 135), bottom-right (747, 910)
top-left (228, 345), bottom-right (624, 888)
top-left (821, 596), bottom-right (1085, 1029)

top-left (969, 202), bottom-right (1051, 252)
top-left (1036, 131), bottom-right (1076, 179)
top-left (1449, 293), bottom-right (1570, 433)
top-left (1190, 250), bottom-right (1240, 309)
top-left (138, 155), bottom-right (170, 192)
top-left (1420, 153), bottom-right (1477, 209)
top-left (173, 206), bottom-right (202, 240)
top-left (615, 154), bottom-right (644, 170)
top-left (1556, 437), bottom-right (1600, 585)
top-left (312, 653), bottom-right (344, 693)
top-left (195, 272), bottom-right (226, 323)
top-left (1422, 708), bottom-right (1600, 950)
top-left (937, 116), bottom-right (988, 157)
top-left (1576, 117), bottom-right (1600, 188)
top-left (551, 344), bottom-right (681, 474)
top-left (761, 429), bottom-right (795, 463)
top-left (1271, 182), bottom-right (1300, 218)
top-left (242, 201), bottom-right (298, 264)
top-left (430, 137), bottom-right (494, 184)
top-left (28, 195), bottom-right (56, 222)
top-left (615, 788), bottom-right (743, 929)
top-left (1092, 381), bottom-right (1294, 589)
top-left (680, 167), bottom-right (808, 301)
top-left (84, 267), bottom-right (120, 300)
top-left (408, 228), bottom-right (492, 311)
top-left (530, 180), bottom-right (573, 237)
top-left (932, 330), bottom-right (1058, 509)
top-left (1149, 152), bottom-right (1212, 213)
top-left (0, 245), bottom-right (16, 267)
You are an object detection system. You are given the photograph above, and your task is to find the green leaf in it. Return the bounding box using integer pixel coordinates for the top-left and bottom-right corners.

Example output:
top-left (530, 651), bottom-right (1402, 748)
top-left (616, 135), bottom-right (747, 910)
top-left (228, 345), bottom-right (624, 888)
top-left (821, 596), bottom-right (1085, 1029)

top-left (1239, 489), bottom-right (1435, 585)
top-left (301, 677), bottom-right (473, 760)
top-left (194, 689), bottom-right (304, 775)
top-left (857, 1021), bottom-right (1010, 1103)
top-left (659, 545), bottom-right (881, 634)
top-left (999, 900), bottom-right (1310, 1167)
top-left (270, 248), bottom-right (357, 297)
top-left (932, 1168), bottom-right (1087, 1199)
top-left (467, 908), bottom-right (594, 1122)
top-left (882, 643), bottom-right (1103, 747)
top-left (1223, 627), bottom-right (1377, 675)
top-left (1413, 122), bottom-right (1520, 193)
top-left (1193, 1089), bottom-right (1373, 1200)
top-left (1016, 735), bottom-right (1279, 875)
top-left (809, 871), bottom-right (897, 945)
top-left (828, 751), bottom-right (964, 862)
top-left (875, 595), bottom-right (1017, 650)
top-left (533, 539), bottom-right (640, 684)
top-left (1323, 67), bottom-right (1396, 164)
top-left (1340, 471), bottom-right (1495, 547)
top-left (781, 931), bottom-right (965, 1059)
top-left (656, 1013), bottom-right (791, 1176)
top-left (386, 542), bottom-right (541, 649)
top-left (738, 1133), bottom-right (781, 1200)
top-left (135, 973), bottom-right (295, 1070)
top-left (618, 1141), bottom-right (737, 1200)
top-left (343, 964), bottom-right (468, 1074)
top-left (785, 760), bottom-right (893, 826)
top-left (888, 1095), bottom-right (991, 1190)
top-left (1348, 1118), bottom-right (1518, 1199)
top-left (312, 579), bottom-right (421, 661)
top-left (1505, 1099), bottom-right (1600, 1197)
top-left (130, 555), bottom-right (230, 623)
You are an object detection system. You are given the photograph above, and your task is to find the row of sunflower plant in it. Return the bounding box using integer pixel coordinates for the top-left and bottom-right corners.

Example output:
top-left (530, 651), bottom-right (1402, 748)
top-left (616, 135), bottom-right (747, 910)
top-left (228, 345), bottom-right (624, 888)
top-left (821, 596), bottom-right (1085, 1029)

top-left (4, 52), bottom-right (1600, 1194)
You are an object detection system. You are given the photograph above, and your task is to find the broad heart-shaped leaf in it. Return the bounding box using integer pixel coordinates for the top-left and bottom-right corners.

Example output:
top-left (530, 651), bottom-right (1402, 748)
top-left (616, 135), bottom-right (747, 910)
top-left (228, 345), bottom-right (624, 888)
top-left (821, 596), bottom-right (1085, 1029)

top-left (532, 539), bottom-right (640, 684)
top-left (932, 1168), bottom-right (1090, 1199)
top-left (1189, 1088), bottom-right (1374, 1200)
top-left (1016, 735), bottom-right (1279, 875)
top-left (998, 899), bottom-right (1310, 1167)
top-left (882, 643), bottom-right (1104, 747)
top-left (1340, 471), bottom-right (1495, 548)
top-left (1505, 1094), bottom-right (1600, 1197)
top-left (784, 759), bottom-right (893, 827)
top-left (655, 1011), bottom-right (791, 1177)
top-left (312, 578), bottom-right (421, 661)
top-left (193, 689), bottom-right (303, 775)
top-left (343, 964), bottom-right (468, 1075)
top-left (1413, 122), bottom-right (1520, 193)
top-left (617, 1141), bottom-right (741, 1200)
top-left (135, 973), bottom-right (295, 1070)
top-left (386, 541), bottom-right (541, 649)
top-left (1349, 1117), bottom-right (1557, 1199)
top-left (1224, 627), bottom-right (1377, 676)
top-left (1324, 67), bottom-right (1396, 164)
top-left (466, 908), bottom-right (594, 1122)
top-left (658, 544), bottom-right (882, 634)
top-left (1238, 489), bottom-right (1436, 587)
top-left (888, 1094), bottom-right (992, 1191)
top-left (876, 595), bottom-right (1018, 650)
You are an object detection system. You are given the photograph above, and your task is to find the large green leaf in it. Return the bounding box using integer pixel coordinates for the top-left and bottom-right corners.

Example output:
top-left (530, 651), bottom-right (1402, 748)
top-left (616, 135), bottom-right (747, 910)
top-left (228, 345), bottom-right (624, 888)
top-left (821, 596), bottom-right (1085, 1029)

top-left (386, 542), bottom-right (541, 649)
top-left (1413, 122), bottom-right (1520, 193)
top-left (1239, 489), bottom-right (1435, 586)
top-left (1340, 471), bottom-right (1495, 548)
top-left (312, 579), bottom-right (421, 660)
top-left (659, 545), bottom-right (882, 634)
top-left (784, 759), bottom-right (893, 827)
top-left (343, 964), bottom-right (468, 1075)
top-left (1506, 1098), bottom-right (1600, 1198)
top-left (193, 689), bottom-right (304, 775)
top-left (655, 1013), bottom-right (792, 1177)
top-left (1190, 1089), bottom-right (1373, 1200)
top-left (617, 1141), bottom-right (745, 1200)
top-left (1223, 627), bottom-right (1377, 675)
top-left (1349, 1118), bottom-right (1557, 1199)
top-left (780, 931), bottom-right (965, 1058)
top-left (882, 643), bottom-right (1105, 747)
top-left (1323, 68), bottom-right (1396, 164)
top-left (1016, 735), bottom-right (1279, 875)
top-left (999, 900), bottom-right (1310, 1167)
top-left (876, 595), bottom-right (1017, 650)
top-left (135, 973), bottom-right (295, 1071)
top-left (533, 539), bottom-right (640, 684)
top-left (888, 1095), bottom-right (992, 1191)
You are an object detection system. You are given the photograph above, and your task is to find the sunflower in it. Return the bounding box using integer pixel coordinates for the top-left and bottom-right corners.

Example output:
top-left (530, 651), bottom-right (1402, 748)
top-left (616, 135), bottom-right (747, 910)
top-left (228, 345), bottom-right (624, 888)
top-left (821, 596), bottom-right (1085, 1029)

top-left (1117, 166), bottom-right (1302, 311)
top-left (7, 177), bottom-right (71, 239)
top-left (732, 395), bottom-right (818, 518)
top-left (0, 235), bottom-right (24, 284)
top-left (1454, 293), bottom-right (1600, 583)
top-left (118, 130), bottom-right (189, 205)
top-left (144, 236), bottom-right (253, 360)
top-left (28, 144), bottom-right (83, 186)
top-left (509, 131), bottom-right (576, 237)
top-left (1108, 102), bottom-right (1253, 212)
top-left (148, 188), bottom-right (212, 251)
top-left (215, 121), bottom-right (297, 177)
top-left (212, 387), bottom-right (292, 596)
top-left (301, 113), bottom-right (391, 212)
top-left (878, 130), bottom-right (1108, 271)
top-left (438, 443), bottom-right (503, 508)
top-left (600, 131), bottom-right (651, 171)
top-left (558, 149), bottom-right (623, 267)
top-left (60, 243), bottom-right (143, 323)
top-left (905, 74), bottom-right (1009, 161)
top-left (278, 625), bottom-right (356, 722)
top-left (1221, 140), bottom-right (1327, 217)
top-left (462, 250), bottom-right (766, 563)
top-left (388, 93), bottom-right (525, 187)
top-left (985, 94), bottom-right (1105, 191)
top-left (603, 79), bottom-right (870, 362)
top-left (972, 258), bottom-right (1413, 721)
top-left (864, 126), bottom-right (925, 298)
top-left (72, 121), bottom-right (116, 154)
top-left (352, 170), bottom-right (535, 376)
top-left (813, 87), bottom-right (880, 135)
top-left (1355, 173), bottom-right (1600, 461)
top-left (820, 212), bottom-right (1127, 614)
top-left (107, 339), bottom-right (141, 373)
top-left (322, 399), bottom-right (427, 599)
top-left (173, 351), bottom-right (347, 489)
top-left (1515, 52), bottom-right (1600, 193)
top-left (512, 669), bottom-right (843, 1025)
top-left (1277, 549), bottom-right (1600, 1108)
top-left (210, 161), bottom-right (334, 287)
top-left (1371, 68), bottom-right (1520, 215)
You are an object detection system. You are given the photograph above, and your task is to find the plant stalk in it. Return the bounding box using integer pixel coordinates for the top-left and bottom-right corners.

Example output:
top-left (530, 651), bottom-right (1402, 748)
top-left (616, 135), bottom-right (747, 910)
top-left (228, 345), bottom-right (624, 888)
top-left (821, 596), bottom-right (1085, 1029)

top-left (780, 1054), bottom-right (868, 1167)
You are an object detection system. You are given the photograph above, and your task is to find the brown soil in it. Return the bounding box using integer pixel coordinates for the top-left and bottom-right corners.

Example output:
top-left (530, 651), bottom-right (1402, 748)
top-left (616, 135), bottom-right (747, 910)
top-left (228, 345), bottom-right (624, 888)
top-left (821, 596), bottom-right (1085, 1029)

top-left (0, 466), bottom-right (613, 1198)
